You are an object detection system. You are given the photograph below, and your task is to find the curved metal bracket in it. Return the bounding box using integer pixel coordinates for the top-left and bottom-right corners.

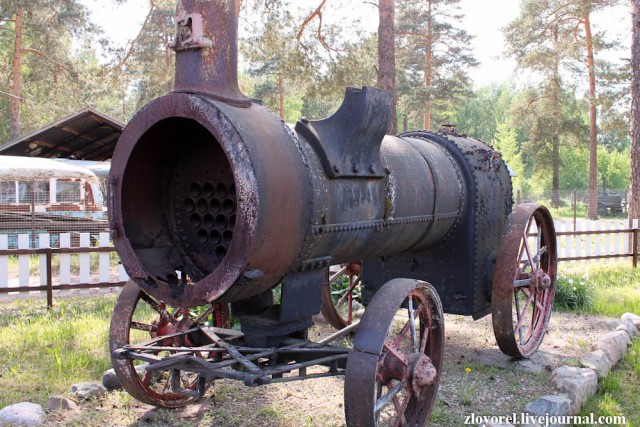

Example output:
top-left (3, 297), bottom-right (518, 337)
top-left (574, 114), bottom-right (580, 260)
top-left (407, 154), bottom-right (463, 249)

top-left (295, 86), bottom-right (391, 179)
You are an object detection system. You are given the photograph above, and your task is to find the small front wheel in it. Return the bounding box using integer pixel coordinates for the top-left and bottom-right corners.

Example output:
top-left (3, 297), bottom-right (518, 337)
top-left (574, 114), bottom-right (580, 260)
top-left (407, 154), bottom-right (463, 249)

top-left (344, 279), bottom-right (444, 426)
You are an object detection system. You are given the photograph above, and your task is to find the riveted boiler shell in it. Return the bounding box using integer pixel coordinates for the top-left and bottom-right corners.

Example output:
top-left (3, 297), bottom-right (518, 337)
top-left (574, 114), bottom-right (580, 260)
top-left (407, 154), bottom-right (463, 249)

top-left (109, 92), bottom-right (311, 307)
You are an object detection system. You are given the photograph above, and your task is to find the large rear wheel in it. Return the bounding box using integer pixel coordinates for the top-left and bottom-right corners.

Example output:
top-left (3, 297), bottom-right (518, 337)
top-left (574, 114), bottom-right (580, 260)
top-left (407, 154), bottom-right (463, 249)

top-left (492, 204), bottom-right (557, 359)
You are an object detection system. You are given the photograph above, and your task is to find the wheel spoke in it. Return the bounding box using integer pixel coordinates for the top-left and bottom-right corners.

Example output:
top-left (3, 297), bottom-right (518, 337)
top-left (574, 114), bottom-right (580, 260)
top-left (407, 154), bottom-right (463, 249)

top-left (336, 276), bottom-right (361, 309)
top-left (141, 369), bottom-right (153, 386)
top-left (384, 341), bottom-right (408, 366)
top-left (514, 290), bottom-right (534, 335)
top-left (374, 381), bottom-right (404, 413)
top-left (521, 234), bottom-right (536, 273)
top-left (392, 392), bottom-right (410, 427)
top-left (514, 291), bottom-right (524, 344)
top-left (131, 321), bottom-right (157, 333)
top-left (193, 305), bottom-right (215, 324)
top-left (408, 299), bottom-right (418, 353)
top-left (140, 292), bottom-right (176, 323)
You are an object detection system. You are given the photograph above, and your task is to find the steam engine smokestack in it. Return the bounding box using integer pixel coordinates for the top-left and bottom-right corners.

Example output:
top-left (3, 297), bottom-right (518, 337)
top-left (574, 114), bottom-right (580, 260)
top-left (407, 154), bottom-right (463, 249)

top-left (170, 0), bottom-right (249, 106)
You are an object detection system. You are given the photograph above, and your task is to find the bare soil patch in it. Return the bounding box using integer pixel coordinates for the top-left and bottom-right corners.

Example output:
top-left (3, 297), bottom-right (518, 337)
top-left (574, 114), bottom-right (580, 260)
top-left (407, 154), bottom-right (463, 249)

top-left (44, 311), bottom-right (615, 427)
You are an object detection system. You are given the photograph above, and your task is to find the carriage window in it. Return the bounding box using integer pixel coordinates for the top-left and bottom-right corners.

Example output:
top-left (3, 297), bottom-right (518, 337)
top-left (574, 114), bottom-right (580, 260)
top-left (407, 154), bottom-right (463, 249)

top-left (56, 181), bottom-right (81, 203)
top-left (18, 181), bottom-right (50, 203)
top-left (0, 181), bottom-right (16, 203)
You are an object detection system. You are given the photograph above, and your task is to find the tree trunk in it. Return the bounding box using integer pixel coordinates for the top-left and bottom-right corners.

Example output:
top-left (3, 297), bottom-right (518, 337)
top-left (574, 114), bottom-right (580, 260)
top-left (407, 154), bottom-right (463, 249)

top-left (378, 0), bottom-right (397, 134)
top-left (584, 12), bottom-right (599, 220)
top-left (278, 74), bottom-right (285, 120)
top-left (550, 27), bottom-right (561, 208)
top-left (10, 5), bottom-right (24, 140)
top-left (631, 0), bottom-right (640, 221)
top-left (552, 134), bottom-right (560, 207)
top-left (423, 0), bottom-right (434, 130)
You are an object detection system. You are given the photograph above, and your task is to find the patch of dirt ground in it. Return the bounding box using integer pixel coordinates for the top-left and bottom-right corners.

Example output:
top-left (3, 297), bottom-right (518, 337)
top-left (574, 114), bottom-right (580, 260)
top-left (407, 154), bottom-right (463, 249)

top-left (46, 311), bottom-right (617, 427)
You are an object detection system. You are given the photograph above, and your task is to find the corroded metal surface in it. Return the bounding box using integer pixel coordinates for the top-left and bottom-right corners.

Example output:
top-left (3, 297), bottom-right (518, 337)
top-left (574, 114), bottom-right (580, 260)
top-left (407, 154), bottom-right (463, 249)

top-left (106, 0), bottom-right (553, 422)
top-left (345, 279), bottom-right (444, 426)
top-left (170, 0), bottom-right (250, 106)
top-left (109, 280), bottom-right (211, 407)
top-left (492, 204), bottom-right (557, 358)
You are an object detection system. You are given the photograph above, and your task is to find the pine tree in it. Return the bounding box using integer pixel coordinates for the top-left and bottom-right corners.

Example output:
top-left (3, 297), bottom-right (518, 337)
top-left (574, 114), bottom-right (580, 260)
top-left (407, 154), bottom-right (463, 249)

top-left (0, 0), bottom-right (96, 141)
top-left (396, 0), bottom-right (477, 130)
top-left (631, 0), bottom-right (640, 220)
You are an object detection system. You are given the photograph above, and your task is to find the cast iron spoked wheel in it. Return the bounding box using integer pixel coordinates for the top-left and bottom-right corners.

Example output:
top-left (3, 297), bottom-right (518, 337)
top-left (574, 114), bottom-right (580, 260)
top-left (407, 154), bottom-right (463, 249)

top-left (344, 279), bottom-right (444, 427)
top-left (320, 262), bottom-right (362, 330)
top-left (492, 203), bottom-right (557, 359)
top-left (109, 280), bottom-right (230, 408)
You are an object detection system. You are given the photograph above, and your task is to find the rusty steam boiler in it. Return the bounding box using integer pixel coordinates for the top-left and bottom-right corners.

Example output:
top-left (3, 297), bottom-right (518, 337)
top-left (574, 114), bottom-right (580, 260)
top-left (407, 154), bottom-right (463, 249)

top-left (107, 1), bottom-right (557, 425)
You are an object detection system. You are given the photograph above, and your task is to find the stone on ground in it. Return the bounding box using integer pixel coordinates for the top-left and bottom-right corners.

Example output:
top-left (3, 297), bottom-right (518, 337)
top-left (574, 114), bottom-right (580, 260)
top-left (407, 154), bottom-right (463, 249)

top-left (619, 316), bottom-right (639, 338)
top-left (524, 394), bottom-right (572, 425)
top-left (591, 330), bottom-right (631, 366)
top-left (621, 312), bottom-right (640, 330)
top-left (0, 402), bottom-right (46, 426)
top-left (70, 382), bottom-right (107, 401)
top-left (469, 349), bottom-right (561, 373)
top-left (579, 350), bottom-right (613, 378)
top-left (102, 364), bottom-right (149, 391)
top-left (550, 366), bottom-right (598, 413)
top-left (46, 395), bottom-right (77, 412)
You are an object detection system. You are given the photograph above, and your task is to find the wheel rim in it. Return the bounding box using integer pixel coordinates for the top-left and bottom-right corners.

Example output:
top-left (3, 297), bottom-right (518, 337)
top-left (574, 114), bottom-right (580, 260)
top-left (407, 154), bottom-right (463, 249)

top-left (321, 262), bottom-right (362, 330)
top-left (492, 204), bottom-right (557, 358)
top-left (345, 279), bottom-right (444, 426)
top-left (109, 280), bottom-right (228, 407)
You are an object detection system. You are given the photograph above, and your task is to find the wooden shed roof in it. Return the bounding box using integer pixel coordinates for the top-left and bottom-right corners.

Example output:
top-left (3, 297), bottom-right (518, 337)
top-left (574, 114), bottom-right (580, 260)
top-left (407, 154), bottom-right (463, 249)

top-left (0, 108), bottom-right (124, 161)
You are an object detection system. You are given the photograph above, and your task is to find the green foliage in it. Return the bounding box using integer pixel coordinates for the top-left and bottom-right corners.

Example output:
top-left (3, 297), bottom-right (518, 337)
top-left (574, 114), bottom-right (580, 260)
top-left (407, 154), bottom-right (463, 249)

top-left (581, 339), bottom-right (640, 425)
top-left (0, 296), bottom-right (115, 408)
top-left (0, 0), bottom-right (105, 141)
top-left (454, 83), bottom-right (519, 143)
top-left (554, 273), bottom-right (593, 311)
top-left (492, 121), bottom-right (526, 193)
top-left (557, 263), bottom-right (640, 317)
top-left (396, 0), bottom-right (477, 129)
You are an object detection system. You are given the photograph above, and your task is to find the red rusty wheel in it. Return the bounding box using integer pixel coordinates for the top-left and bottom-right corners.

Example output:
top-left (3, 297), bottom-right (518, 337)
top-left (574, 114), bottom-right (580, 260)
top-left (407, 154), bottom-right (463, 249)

top-left (345, 279), bottom-right (444, 426)
top-left (321, 262), bottom-right (363, 330)
top-left (492, 204), bottom-right (557, 359)
top-left (109, 280), bottom-right (229, 407)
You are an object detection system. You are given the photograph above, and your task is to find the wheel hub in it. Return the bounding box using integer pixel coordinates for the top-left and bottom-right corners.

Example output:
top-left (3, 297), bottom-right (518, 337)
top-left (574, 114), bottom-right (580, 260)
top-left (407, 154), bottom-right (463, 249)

top-left (151, 307), bottom-right (196, 346)
top-left (376, 348), bottom-right (437, 401)
top-left (408, 353), bottom-right (437, 399)
top-left (533, 269), bottom-right (552, 293)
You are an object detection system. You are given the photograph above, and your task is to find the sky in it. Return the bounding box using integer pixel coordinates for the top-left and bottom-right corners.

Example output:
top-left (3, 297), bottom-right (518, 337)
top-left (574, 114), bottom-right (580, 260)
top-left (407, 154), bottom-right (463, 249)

top-left (82, 0), bottom-right (631, 88)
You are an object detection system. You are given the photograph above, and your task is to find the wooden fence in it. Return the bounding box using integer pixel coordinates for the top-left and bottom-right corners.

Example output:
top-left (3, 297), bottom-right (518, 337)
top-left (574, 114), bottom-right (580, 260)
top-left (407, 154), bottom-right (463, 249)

top-left (0, 231), bottom-right (128, 307)
top-left (555, 219), bottom-right (639, 265)
top-left (0, 220), bottom-right (638, 307)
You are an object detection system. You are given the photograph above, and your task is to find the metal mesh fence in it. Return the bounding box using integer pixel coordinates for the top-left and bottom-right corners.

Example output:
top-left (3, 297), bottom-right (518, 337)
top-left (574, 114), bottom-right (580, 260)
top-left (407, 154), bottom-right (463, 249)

top-left (514, 189), bottom-right (629, 219)
top-left (0, 176), bottom-right (108, 249)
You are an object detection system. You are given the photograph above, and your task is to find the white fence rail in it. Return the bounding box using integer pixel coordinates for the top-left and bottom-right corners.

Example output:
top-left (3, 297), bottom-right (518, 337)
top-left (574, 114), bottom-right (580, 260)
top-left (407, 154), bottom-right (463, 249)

top-left (555, 219), bottom-right (639, 264)
top-left (0, 231), bottom-right (128, 305)
top-left (0, 221), bottom-right (637, 305)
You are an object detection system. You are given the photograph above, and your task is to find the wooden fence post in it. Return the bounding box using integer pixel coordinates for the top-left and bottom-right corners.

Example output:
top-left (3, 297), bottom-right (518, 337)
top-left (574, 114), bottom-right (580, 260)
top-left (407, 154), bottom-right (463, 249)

top-left (634, 228), bottom-right (639, 268)
top-left (46, 251), bottom-right (53, 308)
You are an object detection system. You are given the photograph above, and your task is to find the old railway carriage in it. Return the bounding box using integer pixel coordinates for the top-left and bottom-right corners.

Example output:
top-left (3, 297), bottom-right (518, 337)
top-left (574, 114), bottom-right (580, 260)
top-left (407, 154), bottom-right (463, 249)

top-left (0, 156), bottom-right (108, 247)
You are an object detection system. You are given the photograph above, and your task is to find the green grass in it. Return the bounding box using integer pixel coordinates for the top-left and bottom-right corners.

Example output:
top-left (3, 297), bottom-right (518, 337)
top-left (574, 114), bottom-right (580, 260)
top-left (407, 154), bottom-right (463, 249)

top-left (555, 262), bottom-right (640, 317)
top-left (0, 296), bottom-right (116, 408)
top-left (580, 339), bottom-right (640, 426)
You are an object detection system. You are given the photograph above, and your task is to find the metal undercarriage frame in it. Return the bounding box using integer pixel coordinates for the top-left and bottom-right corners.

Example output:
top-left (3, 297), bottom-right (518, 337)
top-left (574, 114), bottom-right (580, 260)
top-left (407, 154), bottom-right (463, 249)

top-left (112, 324), bottom-right (353, 397)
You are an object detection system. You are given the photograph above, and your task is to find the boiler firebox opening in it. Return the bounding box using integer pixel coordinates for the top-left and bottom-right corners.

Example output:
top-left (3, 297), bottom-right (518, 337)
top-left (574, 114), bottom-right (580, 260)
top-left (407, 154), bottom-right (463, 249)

top-left (121, 117), bottom-right (236, 286)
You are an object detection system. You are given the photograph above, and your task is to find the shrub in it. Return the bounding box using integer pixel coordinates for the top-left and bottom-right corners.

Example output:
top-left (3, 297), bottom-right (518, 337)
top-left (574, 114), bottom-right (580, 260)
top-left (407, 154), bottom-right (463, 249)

top-left (554, 273), bottom-right (593, 311)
